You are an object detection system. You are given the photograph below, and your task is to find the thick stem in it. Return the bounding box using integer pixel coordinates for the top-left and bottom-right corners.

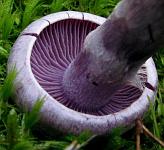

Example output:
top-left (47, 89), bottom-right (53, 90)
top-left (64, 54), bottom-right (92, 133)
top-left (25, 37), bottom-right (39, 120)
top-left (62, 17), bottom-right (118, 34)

top-left (63, 0), bottom-right (164, 111)
top-left (63, 51), bottom-right (123, 111)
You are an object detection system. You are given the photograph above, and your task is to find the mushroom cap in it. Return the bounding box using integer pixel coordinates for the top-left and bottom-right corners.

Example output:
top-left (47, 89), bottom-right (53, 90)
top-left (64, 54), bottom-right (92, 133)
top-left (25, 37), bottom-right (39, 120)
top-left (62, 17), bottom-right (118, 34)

top-left (8, 11), bottom-right (158, 135)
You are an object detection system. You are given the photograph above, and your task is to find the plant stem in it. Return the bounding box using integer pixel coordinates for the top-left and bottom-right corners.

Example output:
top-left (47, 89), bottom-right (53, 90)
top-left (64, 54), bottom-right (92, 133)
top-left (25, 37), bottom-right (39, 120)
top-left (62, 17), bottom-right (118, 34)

top-left (65, 141), bottom-right (80, 150)
top-left (77, 135), bottom-right (98, 149)
top-left (64, 135), bottom-right (98, 150)
top-left (136, 119), bottom-right (164, 149)
top-left (136, 119), bottom-right (142, 150)
top-left (142, 124), bottom-right (164, 147)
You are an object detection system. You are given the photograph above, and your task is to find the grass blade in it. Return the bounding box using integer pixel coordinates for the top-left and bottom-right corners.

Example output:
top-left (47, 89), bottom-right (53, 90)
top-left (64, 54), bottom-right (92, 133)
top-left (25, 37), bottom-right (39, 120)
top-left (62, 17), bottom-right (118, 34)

top-left (22, 0), bottom-right (43, 29)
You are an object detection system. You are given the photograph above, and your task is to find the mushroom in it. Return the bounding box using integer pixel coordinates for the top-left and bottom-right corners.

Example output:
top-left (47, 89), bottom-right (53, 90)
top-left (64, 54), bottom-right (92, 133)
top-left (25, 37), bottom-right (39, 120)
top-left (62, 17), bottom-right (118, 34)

top-left (8, 0), bottom-right (162, 135)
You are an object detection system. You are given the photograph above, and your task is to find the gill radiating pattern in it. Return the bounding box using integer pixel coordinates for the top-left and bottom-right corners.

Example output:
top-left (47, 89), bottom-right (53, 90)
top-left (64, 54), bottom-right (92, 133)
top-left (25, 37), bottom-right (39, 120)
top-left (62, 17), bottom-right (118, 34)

top-left (31, 19), bottom-right (147, 116)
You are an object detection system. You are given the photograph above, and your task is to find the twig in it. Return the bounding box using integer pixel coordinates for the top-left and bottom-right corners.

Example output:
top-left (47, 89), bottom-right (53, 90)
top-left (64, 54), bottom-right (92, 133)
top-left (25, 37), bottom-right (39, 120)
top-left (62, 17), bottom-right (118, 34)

top-left (65, 135), bottom-right (98, 150)
top-left (66, 119), bottom-right (164, 150)
top-left (65, 141), bottom-right (80, 150)
top-left (136, 119), bottom-right (142, 150)
top-left (78, 135), bottom-right (98, 149)
top-left (136, 119), bottom-right (164, 149)
top-left (142, 124), bottom-right (164, 147)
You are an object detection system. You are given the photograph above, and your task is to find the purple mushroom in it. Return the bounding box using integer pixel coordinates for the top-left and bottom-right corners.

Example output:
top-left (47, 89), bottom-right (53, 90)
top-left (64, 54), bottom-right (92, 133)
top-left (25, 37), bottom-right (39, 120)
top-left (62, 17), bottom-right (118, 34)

top-left (8, 0), bottom-right (163, 134)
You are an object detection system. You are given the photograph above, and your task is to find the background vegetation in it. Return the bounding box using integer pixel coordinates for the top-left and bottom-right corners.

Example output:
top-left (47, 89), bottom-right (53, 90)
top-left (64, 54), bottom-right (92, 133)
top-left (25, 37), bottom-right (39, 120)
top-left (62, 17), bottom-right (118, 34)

top-left (0, 0), bottom-right (163, 149)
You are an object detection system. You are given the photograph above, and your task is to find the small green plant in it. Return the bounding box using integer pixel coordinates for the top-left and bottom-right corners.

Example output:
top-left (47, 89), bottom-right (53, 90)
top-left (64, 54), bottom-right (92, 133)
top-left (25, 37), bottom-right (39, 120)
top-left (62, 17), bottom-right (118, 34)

top-left (49, 0), bottom-right (67, 12)
top-left (0, 44), bottom-right (9, 84)
top-left (80, 0), bottom-right (120, 16)
top-left (59, 0), bottom-right (120, 16)
top-left (0, 69), bottom-right (17, 101)
top-left (22, 0), bottom-right (43, 29)
top-left (0, 0), bottom-right (16, 40)
top-left (22, 98), bottom-right (44, 136)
